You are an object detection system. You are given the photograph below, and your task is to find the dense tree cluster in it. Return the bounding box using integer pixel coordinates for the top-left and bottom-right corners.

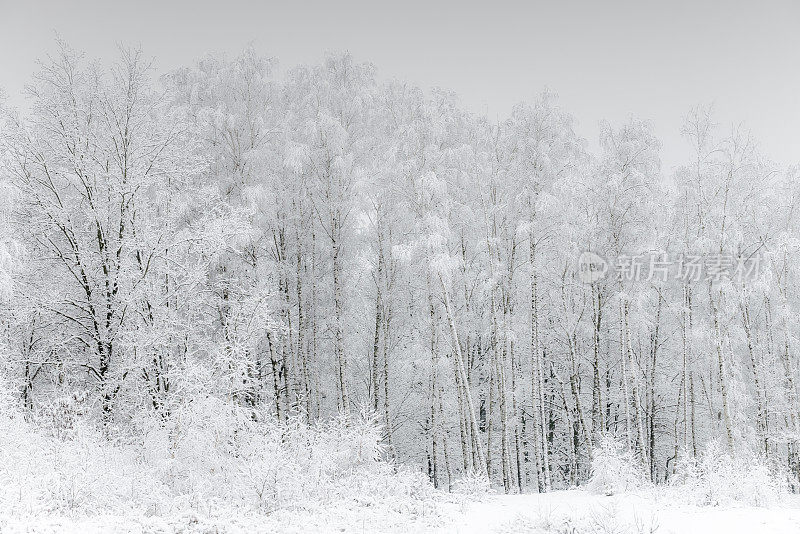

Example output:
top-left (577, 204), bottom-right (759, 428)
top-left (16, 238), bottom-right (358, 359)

top-left (2, 43), bottom-right (799, 493)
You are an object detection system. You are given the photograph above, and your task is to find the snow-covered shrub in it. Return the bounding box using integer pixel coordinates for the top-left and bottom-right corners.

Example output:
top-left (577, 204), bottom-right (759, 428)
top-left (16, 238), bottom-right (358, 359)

top-left (586, 434), bottom-right (648, 495)
top-left (0, 384), bottom-right (170, 517)
top-left (0, 385), bottom-right (434, 520)
top-left (670, 441), bottom-right (786, 506)
top-left (34, 391), bottom-right (91, 441)
top-left (451, 470), bottom-right (493, 496)
top-left (135, 399), bottom-right (419, 512)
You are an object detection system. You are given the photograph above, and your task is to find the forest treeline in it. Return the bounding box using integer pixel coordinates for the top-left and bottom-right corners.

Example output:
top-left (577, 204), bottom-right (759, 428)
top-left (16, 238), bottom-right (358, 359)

top-left (1, 43), bottom-right (799, 493)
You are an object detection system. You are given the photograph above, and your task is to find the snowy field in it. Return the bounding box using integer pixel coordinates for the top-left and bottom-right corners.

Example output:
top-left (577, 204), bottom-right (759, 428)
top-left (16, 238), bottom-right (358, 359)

top-left (458, 491), bottom-right (800, 534)
top-left (3, 490), bottom-right (800, 534)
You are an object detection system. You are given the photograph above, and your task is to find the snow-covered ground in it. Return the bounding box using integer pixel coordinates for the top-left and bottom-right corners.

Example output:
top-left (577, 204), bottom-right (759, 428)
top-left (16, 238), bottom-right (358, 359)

top-left (456, 490), bottom-right (800, 534)
top-left (4, 490), bottom-right (800, 533)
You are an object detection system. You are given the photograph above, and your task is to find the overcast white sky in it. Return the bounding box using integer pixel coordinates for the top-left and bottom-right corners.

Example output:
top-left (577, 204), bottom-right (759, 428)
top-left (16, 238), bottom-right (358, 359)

top-left (1, 0), bottom-right (798, 171)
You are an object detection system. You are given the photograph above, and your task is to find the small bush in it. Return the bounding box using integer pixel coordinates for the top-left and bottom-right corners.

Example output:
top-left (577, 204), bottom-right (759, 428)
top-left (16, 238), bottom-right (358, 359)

top-left (670, 441), bottom-right (786, 507)
top-left (586, 434), bottom-right (648, 496)
top-left (451, 470), bottom-right (493, 496)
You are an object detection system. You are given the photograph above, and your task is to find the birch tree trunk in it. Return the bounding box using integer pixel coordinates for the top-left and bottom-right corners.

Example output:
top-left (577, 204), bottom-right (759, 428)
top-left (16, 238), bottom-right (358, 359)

top-left (332, 213), bottom-right (349, 415)
top-left (530, 237), bottom-right (551, 491)
top-left (708, 281), bottom-right (734, 448)
top-left (439, 273), bottom-right (487, 476)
